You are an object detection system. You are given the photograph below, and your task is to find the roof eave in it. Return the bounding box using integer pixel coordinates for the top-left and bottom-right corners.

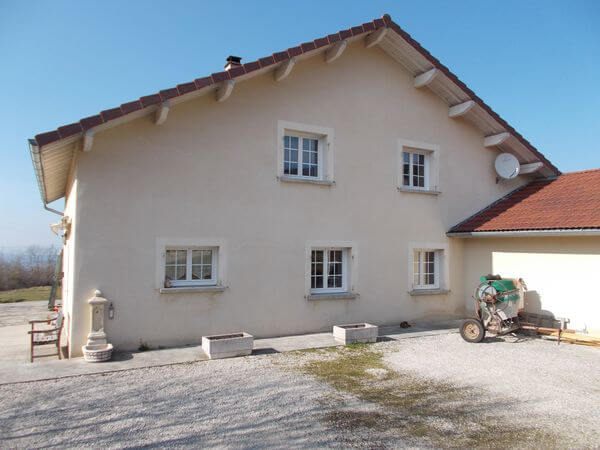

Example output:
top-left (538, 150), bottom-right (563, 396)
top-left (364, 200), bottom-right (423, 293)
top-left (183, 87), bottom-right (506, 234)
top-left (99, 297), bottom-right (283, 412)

top-left (28, 138), bottom-right (47, 204)
top-left (29, 14), bottom-right (561, 205)
top-left (447, 229), bottom-right (600, 238)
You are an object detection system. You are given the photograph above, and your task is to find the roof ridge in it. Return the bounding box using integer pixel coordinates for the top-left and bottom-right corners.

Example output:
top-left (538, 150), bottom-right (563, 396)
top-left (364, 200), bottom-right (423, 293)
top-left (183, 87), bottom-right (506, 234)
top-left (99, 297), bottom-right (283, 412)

top-left (30, 13), bottom-right (566, 207)
top-left (560, 167), bottom-right (600, 175)
top-left (30, 13), bottom-right (559, 177)
top-left (32, 15), bottom-right (390, 147)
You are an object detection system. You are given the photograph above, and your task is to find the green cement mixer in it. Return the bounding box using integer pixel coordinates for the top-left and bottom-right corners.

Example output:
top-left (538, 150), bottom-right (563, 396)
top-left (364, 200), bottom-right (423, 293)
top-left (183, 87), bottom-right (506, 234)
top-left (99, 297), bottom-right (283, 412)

top-left (460, 275), bottom-right (526, 343)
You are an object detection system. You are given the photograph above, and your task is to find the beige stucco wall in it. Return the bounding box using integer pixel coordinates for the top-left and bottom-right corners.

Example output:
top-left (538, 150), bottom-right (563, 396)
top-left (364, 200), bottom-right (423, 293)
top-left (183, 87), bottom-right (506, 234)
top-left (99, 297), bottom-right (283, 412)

top-left (61, 164), bottom-right (78, 350)
top-left (66, 41), bottom-right (531, 354)
top-left (463, 236), bottom-right (600, 336)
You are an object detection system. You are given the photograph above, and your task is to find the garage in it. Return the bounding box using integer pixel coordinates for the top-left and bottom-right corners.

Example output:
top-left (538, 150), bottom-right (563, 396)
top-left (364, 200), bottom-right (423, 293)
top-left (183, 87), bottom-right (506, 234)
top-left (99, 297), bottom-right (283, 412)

top-left (450, 169), bottom-right (600, 336)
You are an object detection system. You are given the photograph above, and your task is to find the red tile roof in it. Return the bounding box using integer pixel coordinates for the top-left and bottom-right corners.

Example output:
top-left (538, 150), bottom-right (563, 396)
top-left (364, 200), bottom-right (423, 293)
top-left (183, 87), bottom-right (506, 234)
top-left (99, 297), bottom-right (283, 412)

top-left (449, 169), bottom-right (600, 233)
top-left (31, 13), bottom-right (559, 176)
top-left (32, 16), bottom-right (386, 147)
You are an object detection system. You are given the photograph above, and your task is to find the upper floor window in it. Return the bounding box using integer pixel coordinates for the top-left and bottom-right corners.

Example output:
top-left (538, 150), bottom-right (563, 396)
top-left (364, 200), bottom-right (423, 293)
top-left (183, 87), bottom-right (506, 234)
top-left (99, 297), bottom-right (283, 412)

top-left (403, 150), bottom-right (428, 188)
top-left (397, 139), bottom-right (440, 193)
top-left (277, 121), bottom-right (334, 184)
top-left (284, 134), bottom-right (320, 178)
top-left (165, 247), bottom-right (217, 287)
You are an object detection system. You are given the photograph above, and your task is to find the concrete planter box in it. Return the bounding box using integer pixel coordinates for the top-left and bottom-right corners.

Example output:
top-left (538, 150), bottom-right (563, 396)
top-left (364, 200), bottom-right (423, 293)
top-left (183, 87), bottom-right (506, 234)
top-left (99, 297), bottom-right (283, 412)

top-left (333, 323), bottom-right (378, 344)
top-left (202, 332), bottom-right (254, 359)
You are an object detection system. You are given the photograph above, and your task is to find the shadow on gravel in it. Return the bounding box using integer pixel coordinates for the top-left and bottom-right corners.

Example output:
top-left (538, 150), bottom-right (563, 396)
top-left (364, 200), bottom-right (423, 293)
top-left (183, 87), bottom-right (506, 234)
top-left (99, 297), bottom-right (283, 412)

top-left (485, 334), bottom-right (541, 344)
top-left (301, 345), bottom-right (566, 449)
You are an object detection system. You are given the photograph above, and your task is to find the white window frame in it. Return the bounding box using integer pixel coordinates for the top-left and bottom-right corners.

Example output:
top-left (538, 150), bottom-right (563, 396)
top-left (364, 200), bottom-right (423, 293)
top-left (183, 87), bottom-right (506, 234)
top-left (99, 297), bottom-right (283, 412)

top-left (155, 238), bottom-right (227, 290)
top-left (283, 132), bottom-right (323, 179)
top-left (412, 249), bottom-right (439, 289)
top-left (310, 248), bottom-right (348, 294)
top-left (277, 120), bottom-right (334, 182)
top-left (408, 242), bottom-right (449, 291)
top-left (402, 149), bottom-right (429, 189)
top-left (305, 241), bottom-right (357, 297)
top-left (165, 247), bottom-right (218, 287)
top-left (397, 139), bottom-right (440, 192)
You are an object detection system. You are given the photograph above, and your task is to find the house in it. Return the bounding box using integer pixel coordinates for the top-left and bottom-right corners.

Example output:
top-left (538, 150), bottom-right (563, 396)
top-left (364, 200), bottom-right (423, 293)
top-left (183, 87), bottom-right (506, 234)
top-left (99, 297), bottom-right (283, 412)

top-left (29, 15), bottom-right (599, 357)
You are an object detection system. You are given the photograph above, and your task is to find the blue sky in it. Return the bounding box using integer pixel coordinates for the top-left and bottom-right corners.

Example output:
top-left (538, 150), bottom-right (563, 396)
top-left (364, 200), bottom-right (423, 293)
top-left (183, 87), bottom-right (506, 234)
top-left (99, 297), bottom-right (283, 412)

top-left (0, 0), bottom-right (598, 247)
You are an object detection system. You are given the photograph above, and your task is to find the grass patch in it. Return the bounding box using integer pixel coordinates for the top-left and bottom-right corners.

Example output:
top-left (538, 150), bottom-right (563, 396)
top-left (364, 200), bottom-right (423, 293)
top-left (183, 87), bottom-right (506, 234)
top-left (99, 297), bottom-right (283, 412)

top-left (0, 286), bottom-right (60, 303)
top-left (293, 346), bottom-right (339, 355)
top-left (302, 346), bottom-right (565, 448)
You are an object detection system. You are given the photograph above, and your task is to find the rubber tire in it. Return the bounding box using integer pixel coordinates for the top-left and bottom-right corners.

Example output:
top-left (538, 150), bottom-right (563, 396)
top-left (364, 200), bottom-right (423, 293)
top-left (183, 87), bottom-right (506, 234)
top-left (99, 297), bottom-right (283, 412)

top-left (460, 319), bottom-right (486, 343)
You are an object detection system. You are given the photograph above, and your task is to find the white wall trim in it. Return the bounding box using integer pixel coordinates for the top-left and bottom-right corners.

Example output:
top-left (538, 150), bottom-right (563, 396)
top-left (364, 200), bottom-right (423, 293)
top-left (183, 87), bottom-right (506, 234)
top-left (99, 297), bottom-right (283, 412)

top-left (304, 240), bottom-right (358, 297)
top-left (276, 120), bottom-right (335, 182)
top-left (155, 238), bottom-right (227, 290)
top-left (407, 241), bottom-right (449, 291)
top-left (397, 138), bottom-right (440, 192)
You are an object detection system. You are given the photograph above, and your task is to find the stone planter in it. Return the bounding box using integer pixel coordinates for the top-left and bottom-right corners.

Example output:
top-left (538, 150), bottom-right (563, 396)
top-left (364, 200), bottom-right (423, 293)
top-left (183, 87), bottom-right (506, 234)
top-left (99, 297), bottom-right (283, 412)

top-left (82, 343), bottom-right (113, 362)
top-left (333, 323), bottom-right (378, 344)
top-left (202, 332), bottom-right (254, 359)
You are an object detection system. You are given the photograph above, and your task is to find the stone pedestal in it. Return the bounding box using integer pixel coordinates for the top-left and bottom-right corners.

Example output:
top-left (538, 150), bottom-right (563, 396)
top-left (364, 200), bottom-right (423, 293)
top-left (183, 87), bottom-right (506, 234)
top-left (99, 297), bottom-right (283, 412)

top-left (82, 290), bottom-right (113, 362)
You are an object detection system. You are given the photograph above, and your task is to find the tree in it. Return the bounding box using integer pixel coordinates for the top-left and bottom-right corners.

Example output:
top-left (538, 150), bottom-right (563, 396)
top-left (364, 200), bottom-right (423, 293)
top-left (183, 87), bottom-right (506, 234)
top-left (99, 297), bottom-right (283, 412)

top-left (0, 245), bottom-right (59, 291)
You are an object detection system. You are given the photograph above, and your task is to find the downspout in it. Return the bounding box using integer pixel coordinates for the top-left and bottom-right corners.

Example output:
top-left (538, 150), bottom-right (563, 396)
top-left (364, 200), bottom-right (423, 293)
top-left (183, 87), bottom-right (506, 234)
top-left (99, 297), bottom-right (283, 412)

top-left (28, 138), bottom-right (63, 216)
top-left (44, 204), bottom-right (63, 216)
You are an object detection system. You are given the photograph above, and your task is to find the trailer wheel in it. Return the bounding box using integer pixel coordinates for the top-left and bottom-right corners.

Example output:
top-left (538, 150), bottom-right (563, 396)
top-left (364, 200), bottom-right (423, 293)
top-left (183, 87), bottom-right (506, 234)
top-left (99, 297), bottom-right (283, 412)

top-left (460, 319), bottom-right (485, 343)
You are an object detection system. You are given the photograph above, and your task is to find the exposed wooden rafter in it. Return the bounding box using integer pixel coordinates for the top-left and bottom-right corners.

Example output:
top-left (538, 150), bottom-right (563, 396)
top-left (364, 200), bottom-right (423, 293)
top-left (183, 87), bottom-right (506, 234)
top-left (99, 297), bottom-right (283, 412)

top-left (365, 27), bottom-right (388, 48)
top-left (274, 58), bottom-right (296, 82)
top-left (519, 162), bottom-right (544, 174)
top-left (82, 130), bottom-right (94, 152)
top-left (155, 101), bottom-right (170, 125)
top-left (483, 132), bottom-right (511, 147)
top-left (325, 40), bottom-right (347, 63)
top-left (216, 80), bottom-right (235, 102)
top-left (414, 68), bottom-right (439, 88)
top-left (449, 100), bottom-right (475, 118)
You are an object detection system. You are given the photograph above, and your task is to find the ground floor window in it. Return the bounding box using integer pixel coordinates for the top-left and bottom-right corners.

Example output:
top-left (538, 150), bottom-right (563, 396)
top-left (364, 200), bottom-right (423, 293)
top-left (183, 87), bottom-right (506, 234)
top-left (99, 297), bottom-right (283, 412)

top-left (413, 249), bottom-right (440, 289)
top-left (413, 250), bottom-right (442, 289)
top-left (165, 247), bottom-right (217, 287)
top-left (311, 248), bottom-right (347, 293)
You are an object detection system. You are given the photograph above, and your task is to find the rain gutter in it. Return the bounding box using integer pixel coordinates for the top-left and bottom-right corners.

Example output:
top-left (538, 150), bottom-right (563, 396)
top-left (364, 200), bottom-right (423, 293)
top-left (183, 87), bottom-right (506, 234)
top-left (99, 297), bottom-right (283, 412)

top-left (28, 139), bottom-right (63, 216)
top-left (447, 229), bottom-right (600, 238)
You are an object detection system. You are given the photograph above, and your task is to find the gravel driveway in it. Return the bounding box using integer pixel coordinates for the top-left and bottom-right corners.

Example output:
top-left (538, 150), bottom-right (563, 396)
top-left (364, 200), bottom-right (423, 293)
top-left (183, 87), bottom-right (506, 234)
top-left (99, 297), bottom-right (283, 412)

top-left (1, 334), bottom-right (598, 448)
top-left (385, 333), bottom-right (600, 446)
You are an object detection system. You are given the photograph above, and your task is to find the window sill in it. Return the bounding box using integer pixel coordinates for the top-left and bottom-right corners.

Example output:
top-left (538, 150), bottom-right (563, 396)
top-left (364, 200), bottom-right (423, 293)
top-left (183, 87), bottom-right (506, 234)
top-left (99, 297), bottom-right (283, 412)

top-left (397, 187), bottom-right (441, 195)
top-left (278, 175), bottom-right (335, 186)
top-left (160, 285), bottom-right (227, 294)
top-left (409, 289), bottom-right (450, 296)
top-left (306, 292), bottom-right (358, 301)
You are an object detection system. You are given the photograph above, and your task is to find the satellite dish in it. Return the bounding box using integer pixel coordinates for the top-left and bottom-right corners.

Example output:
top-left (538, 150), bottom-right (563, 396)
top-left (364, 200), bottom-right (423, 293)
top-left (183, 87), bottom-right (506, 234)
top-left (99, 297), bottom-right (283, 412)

top-left (494, 153), bottom-right (520, 180)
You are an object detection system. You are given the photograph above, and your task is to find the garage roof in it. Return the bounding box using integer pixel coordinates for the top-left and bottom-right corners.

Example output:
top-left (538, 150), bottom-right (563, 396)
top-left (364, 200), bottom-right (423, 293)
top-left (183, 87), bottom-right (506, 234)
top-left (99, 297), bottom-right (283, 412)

top-left (449, 169), bottom-right (600, 234)
top-left (29, 14), bottom-right (561, 206)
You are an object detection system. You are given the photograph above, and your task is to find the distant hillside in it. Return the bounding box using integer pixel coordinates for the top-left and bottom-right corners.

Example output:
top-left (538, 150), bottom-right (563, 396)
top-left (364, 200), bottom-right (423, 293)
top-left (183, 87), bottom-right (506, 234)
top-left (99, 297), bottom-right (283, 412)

top-left (0, 245), bottom-right (60, 291)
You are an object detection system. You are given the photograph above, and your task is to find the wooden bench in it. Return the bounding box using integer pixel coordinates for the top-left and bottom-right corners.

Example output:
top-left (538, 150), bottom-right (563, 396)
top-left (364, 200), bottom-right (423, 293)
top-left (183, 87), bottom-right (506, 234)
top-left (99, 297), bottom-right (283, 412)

top-left (28, 311), bottom-right (63, 363)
